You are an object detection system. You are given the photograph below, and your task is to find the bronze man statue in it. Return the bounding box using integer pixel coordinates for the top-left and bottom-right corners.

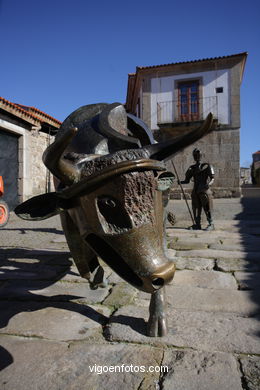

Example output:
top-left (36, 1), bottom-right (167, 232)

top-left (179, 148), bottom-right (214, 230)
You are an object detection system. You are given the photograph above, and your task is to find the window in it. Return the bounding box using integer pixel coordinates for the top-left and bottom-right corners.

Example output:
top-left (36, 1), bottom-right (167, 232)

top-left (178, 80), bottom-right (199, 121)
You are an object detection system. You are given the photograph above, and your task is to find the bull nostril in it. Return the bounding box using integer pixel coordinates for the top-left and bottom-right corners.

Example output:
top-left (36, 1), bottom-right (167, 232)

top-left (152, 277), bottom-right (164, 288)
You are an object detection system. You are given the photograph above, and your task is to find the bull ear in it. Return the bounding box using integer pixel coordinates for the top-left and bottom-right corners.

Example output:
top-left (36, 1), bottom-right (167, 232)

top-left (98, 103), bottom-right (141, 149)
top-left (145, 113), bottom-right (213, 161)
top-left (14, 193), bottom-right (73, 221)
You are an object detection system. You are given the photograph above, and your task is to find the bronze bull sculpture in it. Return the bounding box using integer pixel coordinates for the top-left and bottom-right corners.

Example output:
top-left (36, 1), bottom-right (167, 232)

top-left (15, 103), bottom-right (213, 336)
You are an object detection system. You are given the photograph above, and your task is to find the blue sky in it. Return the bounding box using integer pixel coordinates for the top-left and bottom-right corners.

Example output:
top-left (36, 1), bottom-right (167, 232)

top-left (0, 0), bottom-right (259, 167)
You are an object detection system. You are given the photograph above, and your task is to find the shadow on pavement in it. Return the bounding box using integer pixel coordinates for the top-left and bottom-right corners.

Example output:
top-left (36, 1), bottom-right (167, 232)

top-left (235, 185), bottom-right (260, 337)
top-left (1, 227), bottom-right (64, 235)
top-left (0, 248), bottom-right (109, 370)
top-left (0, 346), bottom-right (13, 371)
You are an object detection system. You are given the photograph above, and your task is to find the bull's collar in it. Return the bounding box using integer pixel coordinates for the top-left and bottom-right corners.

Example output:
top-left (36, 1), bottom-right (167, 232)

top-left (57, 158), bottom-right (166, 200)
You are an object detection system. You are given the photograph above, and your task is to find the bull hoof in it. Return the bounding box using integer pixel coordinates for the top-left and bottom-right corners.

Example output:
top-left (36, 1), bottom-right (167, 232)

top-left (147, 316), bottom-right (168, 337)
top-left (90, 265), bottom-right (107, 289)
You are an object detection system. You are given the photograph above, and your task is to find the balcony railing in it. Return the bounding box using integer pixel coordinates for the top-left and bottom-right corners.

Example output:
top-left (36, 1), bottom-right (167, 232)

top-left (157, 96), bottom-right (217, 124)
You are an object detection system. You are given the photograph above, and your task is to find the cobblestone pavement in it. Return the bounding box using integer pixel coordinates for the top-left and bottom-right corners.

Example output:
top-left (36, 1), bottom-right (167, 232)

top-left (0, 188), bottom-right (259, 389)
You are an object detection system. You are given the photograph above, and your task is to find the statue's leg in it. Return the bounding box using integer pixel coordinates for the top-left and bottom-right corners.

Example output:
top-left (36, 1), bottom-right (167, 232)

top-left (190, 192), bottom-right (201, 230)
top-left (147, 287), bottom-right (168, 337)
top-left (60, 211), bottom-right (107, 287)
top-left (201, 192), bottom-right (214, 230)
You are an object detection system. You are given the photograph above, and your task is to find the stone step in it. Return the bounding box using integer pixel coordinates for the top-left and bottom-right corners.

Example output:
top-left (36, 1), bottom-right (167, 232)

top-left (174, 257), bottom-right (215, 271)
top-left (209, 243), bottom-right (260, 252)
top-left (166, 285), bottom-right (260, 315)
top-left (107, 304), bottom-right (260, 355)
top-left (216, 258), bottom-right (260, 272)
top-left (173, 270), bottom-right (237, 289)
top-left (175, 248), bottom-right (260, 261)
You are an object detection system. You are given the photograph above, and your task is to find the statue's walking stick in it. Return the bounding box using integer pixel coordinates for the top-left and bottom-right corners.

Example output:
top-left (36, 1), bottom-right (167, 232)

top-left (171, 161), bottom-right (195, 225)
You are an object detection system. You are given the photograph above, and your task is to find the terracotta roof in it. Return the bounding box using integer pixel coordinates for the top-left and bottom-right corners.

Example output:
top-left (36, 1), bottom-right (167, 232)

top-left (253, 150), bottom-right (260, 154)
top-left (15, 103), bottom-right (61, 126)
top-left (0, 97), bottom-right (61, 127)
top-left (134, 52), bottom-right (248, 72)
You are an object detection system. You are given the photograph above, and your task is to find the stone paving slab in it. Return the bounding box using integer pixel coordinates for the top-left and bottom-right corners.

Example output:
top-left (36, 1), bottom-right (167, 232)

top-left (209, 243), bottom-right (260, 252)
top-left (103, 282), bottom-right (137, 308)
top-left (0, 280), bottom-right (110, 304)
top-left (175, 248), bottom-right (260, 260)
top-left (166, 285), bottom-right (260, 315)
top-left (169, 240), bottom-right (210, 250)
top-left (107, 270), bottom-right (124, 284)
top-left (0, 301), bottom-right (110, 342)
top-left (239, 355), bottom-right (260, 390)
top-left (169, 255), bottom-right (215, 271)
top-left (162, 349), bottom-right (243, 390)
top-left (216, 258), bottom-right (260, 272)
top-left (0, 337), bottom-right (164, 390)
top-left (168, 234), bottom-right (260, 252)
top-left (107, 305), bottom-right (260, 354)
top-left (172, 270), bottom-right (238, 289)
top-left (167, 227), bottom-right (257, 240)
top-left (137, 285), bottom-right (260, 316)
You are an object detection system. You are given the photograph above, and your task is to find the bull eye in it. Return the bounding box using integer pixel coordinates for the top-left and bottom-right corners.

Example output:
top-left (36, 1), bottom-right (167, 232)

top-left (97, 196), bottom-right (132, 233)
top-left (104, 198), bottom-right (116, 208)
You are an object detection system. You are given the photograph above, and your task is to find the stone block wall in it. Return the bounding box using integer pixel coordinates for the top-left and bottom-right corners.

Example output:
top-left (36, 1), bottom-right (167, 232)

top-left (27, 130), bottom-right (54, 198)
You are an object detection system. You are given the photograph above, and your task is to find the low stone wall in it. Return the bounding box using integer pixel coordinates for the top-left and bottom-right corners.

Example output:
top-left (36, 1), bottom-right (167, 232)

top-left (170, 187), bottom-right (241, 199)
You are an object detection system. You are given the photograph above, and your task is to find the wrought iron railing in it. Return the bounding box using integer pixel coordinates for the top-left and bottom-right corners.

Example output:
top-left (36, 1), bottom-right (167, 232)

top-left (157, 96), bottom-right (218, 124)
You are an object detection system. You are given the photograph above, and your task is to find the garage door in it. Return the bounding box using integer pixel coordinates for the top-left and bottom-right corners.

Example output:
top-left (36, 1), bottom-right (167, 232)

top-left (0, 129), bottom-right (19, 210)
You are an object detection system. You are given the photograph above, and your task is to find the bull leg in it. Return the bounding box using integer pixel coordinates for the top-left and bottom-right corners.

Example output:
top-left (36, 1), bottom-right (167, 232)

top-left (60, 211), bottom-right (107, 287)
top-left (147, 287), bottom-right (167, 337)
top-left (90, 264), bottom-right (107, 289)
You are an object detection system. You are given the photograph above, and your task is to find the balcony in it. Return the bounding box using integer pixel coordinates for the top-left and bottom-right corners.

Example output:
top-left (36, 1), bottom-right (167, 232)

top-left (157, 96), bottom-right (218, 125)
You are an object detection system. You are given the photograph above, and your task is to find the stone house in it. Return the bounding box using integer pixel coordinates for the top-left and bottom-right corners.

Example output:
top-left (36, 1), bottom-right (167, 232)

top-left (125, 52), bottom-right (247, 197)
top-left (252, 150), bottom-right (260, 185)
top-left (0, 97), bottom-right (61, 209)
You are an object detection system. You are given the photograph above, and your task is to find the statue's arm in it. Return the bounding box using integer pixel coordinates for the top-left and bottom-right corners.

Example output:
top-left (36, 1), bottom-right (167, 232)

top-left (179, 167), bottom-right (193, 184)
top-left (208, 165), bottom-right (215, 186)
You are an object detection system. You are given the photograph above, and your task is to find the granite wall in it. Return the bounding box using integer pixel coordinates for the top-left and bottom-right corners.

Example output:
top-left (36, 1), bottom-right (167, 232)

top-left (163, 128), bottom-right (240, 198)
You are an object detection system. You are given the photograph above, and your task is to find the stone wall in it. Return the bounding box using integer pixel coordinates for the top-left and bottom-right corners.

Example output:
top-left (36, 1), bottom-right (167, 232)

top-left (27, 130), bottom-right (54, 198)
top-left (163, 128), bottom-right (240, 198)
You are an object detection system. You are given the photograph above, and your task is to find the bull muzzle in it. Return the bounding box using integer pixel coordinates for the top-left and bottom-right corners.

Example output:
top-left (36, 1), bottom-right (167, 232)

top-left (85, 223), bottom-right (176, 294)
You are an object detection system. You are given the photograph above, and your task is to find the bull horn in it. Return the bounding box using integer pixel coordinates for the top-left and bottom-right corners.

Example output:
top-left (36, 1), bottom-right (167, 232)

top-left (144, 113), bottom-right (214, 161)
top-left (98, 103), bottom-right (141, 149)
top-left (43, 127), bottom-right (81, 185)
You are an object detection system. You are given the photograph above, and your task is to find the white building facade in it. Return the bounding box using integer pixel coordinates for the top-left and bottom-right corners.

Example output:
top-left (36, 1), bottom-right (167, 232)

top-left (126, 53), bottom-right (247, 198)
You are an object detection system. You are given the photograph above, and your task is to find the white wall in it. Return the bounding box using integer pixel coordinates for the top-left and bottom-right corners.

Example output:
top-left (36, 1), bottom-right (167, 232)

top-left (150, 69), bottom-right (230, 130)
